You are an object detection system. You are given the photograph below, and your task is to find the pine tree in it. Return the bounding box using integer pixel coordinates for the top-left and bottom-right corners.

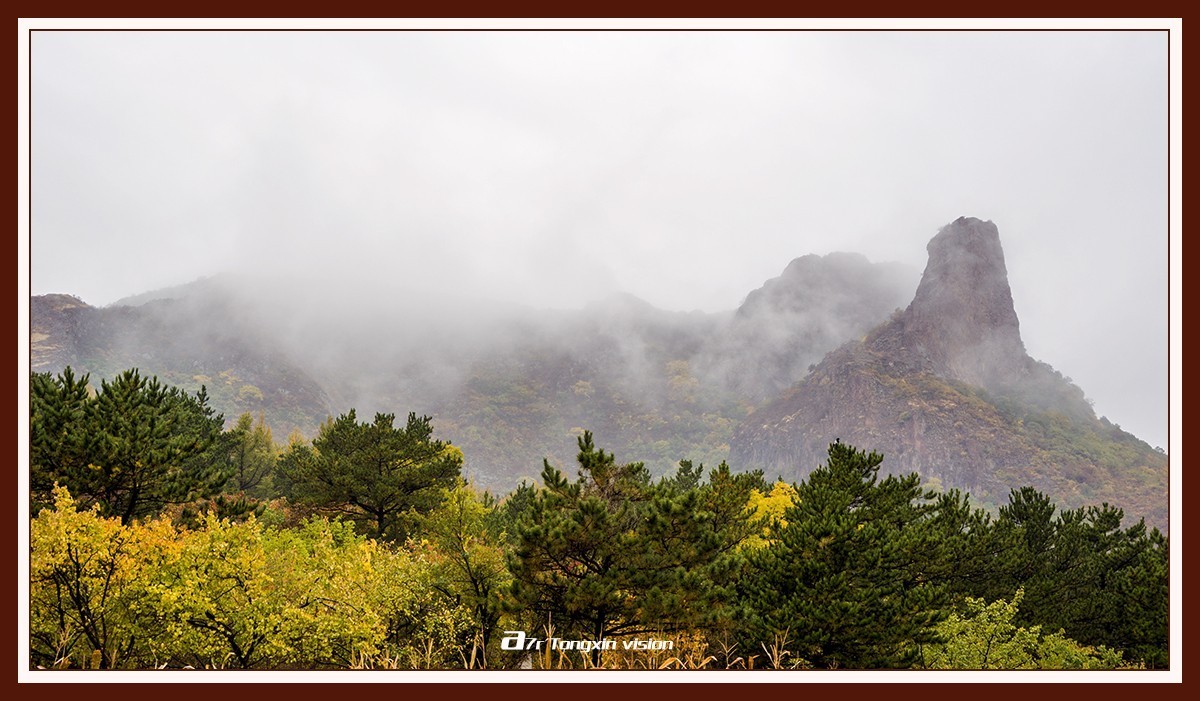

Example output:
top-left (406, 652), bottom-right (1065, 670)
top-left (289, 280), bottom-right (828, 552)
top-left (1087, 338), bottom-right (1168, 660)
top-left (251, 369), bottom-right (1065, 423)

top-left (30, 367), bottom-right (92, 511)
top-left (30, 368), bottom-right (227, 523)
top-left (276, 410), bottom-right (461, 542)
top-left (507, 433), bottom-right (757, 665)
top-left (739, 441), bottom-right (950, 669)
top-left (507, 432), bottom-right (650, 656)
top-left (970, 489), bottom-right (1170, 668)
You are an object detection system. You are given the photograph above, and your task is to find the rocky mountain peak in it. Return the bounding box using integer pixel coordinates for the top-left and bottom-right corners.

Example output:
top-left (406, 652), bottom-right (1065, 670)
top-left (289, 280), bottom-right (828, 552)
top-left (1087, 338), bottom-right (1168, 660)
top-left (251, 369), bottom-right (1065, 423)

top-left (880, 216), bottom-right (1029, 392)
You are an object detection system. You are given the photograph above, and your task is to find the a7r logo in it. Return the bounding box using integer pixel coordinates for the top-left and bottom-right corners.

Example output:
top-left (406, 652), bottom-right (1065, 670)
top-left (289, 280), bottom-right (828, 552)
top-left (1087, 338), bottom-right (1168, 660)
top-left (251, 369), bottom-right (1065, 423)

top-left (500, 630), bottom-right (543, 651)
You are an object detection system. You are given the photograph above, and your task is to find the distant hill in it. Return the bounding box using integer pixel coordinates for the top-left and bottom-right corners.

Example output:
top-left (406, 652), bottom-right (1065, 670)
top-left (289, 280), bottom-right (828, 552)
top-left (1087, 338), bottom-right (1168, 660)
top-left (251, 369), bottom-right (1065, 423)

top-left (31, 290), bottom-right (334, 438)
top-left (729, 218), bottom-right (1168, 530)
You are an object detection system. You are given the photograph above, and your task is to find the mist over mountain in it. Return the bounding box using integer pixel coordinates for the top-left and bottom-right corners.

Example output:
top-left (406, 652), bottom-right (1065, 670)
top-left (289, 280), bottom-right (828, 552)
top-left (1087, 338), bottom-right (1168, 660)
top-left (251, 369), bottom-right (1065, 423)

top-left (730, 218), bottom-right (1167, 529)
top-left (696, 251), bottom-right (917, 402)
top-left (32, 289), bottom-right (335, 438)
top-left (30, 218), bottom-right (1166, 528)
top-left (33, 250), bottom-right (913, 484)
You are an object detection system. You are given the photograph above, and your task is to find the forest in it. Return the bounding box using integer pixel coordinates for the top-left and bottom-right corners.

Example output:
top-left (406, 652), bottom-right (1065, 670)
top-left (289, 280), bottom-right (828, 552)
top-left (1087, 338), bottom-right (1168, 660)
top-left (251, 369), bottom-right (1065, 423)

top-left (28, 367), bottom-right (1169, 671)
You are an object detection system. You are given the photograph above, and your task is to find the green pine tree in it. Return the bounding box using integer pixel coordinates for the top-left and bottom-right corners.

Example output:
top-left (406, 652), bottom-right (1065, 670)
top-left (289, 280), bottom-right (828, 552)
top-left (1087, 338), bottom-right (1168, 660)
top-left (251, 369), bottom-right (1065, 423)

top-left (30, 367), bottom-right (92, 512)
top-left (30, 368), bottom-right (227, 524)
top-left (507, 432), bottom-right (757, 666)
top-left (739, 441), bottom-right (950, 669)
top-left (276, 410), bottom-right (461, 542)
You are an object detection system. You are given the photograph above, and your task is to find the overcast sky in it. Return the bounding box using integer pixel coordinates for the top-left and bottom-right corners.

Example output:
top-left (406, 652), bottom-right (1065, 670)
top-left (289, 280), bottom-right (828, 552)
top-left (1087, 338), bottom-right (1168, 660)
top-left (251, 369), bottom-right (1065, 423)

top-left (29, 30), bottom-right (1169, 448)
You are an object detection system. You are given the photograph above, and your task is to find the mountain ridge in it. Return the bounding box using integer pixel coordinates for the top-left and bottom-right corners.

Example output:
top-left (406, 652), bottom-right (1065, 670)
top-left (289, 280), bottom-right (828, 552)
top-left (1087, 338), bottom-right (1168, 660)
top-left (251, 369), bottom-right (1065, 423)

top-left (729, 217), bottom-right (1167, 528)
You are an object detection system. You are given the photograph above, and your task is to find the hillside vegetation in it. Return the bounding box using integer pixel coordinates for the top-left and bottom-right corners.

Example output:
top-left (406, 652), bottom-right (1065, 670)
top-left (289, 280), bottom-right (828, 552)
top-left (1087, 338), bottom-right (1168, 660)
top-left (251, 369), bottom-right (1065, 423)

top-left (29, 366), bottom-right (1168, 670)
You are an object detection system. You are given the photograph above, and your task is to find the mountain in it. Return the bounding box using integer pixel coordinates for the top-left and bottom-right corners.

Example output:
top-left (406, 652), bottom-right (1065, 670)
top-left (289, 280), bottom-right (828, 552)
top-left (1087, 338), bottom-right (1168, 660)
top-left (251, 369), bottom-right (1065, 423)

top-left (29, 253), bottom-right (915, 491)
top-left (729, 217), bottom-right (1168, 529)
top-left (31, 290), bottom-right (334, 438)
top-left (696, 251), bottom-right (916, 402)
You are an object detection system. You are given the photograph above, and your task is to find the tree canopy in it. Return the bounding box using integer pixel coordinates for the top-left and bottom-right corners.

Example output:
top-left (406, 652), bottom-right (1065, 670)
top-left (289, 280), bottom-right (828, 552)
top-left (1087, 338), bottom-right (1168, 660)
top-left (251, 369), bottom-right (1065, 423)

top-left (31, 367), bottom-right (226, 524)
top-left (738, 441), bottom-right (950, 669)
top-left (276, 410), bottom-right (462, 542)
top-left (507, 432), bottom-right (759, 664)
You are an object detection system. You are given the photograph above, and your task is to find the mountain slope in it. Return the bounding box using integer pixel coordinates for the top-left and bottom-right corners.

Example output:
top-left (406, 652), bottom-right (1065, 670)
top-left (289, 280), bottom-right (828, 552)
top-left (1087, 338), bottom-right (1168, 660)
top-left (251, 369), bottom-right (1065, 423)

top-left (31, 292), bottom-right (334, 437)
top-left (730, 217), bottom-right (1168, 529)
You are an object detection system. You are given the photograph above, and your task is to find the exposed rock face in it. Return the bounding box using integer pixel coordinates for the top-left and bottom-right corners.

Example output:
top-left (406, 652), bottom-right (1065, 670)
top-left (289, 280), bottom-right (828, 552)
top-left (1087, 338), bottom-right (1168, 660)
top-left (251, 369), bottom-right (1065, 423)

top-left (730, 217), bottom-right (1167, 529)
top-left (879, 217), bottom-right (1028, 391)
top-left (31, 294), bottom-right (89, 371)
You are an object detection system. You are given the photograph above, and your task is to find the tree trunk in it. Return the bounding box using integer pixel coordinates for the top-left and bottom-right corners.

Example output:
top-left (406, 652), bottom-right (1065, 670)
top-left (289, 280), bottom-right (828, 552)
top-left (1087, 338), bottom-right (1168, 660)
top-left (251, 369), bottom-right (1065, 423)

top-left (121, 485), bottom-right (139, 525)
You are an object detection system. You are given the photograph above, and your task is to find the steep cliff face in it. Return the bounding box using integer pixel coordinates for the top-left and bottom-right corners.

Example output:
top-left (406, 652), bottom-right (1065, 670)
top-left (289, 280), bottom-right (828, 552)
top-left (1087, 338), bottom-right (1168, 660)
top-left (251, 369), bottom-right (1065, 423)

top-left (731, 217), bottom-right (1167, 529)
top-left (31, 294), bottom-right (89, 372)
top-left (874, 217), bottom-right (1028, 391)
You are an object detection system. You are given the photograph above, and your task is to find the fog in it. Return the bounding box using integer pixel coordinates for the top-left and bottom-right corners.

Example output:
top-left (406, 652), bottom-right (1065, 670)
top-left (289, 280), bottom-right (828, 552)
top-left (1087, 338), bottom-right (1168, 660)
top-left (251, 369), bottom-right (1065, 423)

top-left (29, 30), bottom-right (1169, 450)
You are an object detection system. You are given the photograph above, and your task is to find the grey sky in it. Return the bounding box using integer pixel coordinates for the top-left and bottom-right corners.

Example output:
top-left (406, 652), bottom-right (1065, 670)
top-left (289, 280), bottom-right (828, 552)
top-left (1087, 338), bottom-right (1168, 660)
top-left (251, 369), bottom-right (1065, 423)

top-left (30, 30), bottom-right (1169, 449)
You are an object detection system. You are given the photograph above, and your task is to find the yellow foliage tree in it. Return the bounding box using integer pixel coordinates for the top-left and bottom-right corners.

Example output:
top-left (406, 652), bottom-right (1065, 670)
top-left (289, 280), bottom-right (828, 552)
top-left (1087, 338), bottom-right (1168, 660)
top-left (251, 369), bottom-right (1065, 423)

top-left (742, 481), bottom-right (799, 549)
